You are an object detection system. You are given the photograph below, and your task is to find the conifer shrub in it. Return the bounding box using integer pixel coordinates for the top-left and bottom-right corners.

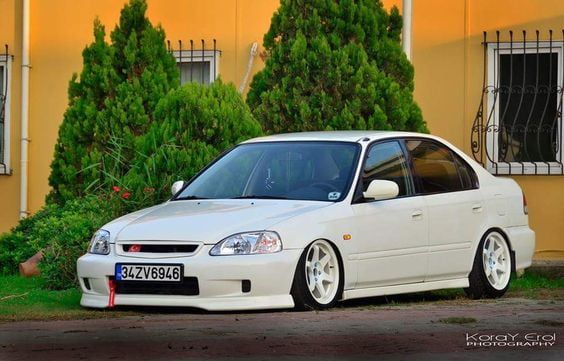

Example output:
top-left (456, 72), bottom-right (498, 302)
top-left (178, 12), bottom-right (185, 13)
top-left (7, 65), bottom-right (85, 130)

top-left (247, 0), bottom-right (427, 134)
top-left (48, 0), bottom-right (179, 204)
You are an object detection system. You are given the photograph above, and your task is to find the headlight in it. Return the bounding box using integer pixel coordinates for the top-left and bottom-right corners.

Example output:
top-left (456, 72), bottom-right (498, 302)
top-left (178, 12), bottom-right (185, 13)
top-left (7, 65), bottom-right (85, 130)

top-left (88, 229), bottom-right (111, 255)
top-left (210, 231), bottom-right (282, 256)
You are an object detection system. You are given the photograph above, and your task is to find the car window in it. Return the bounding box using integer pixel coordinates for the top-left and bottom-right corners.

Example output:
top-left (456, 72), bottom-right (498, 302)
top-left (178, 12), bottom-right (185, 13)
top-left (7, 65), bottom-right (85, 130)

top-left (175, 142), bottom-right (360, 202)
top-left (406, 140), bottom-right (466, 194)
top-left (362, 141), bottom-right (412, 197)
top-left (454, 154), bottom-right (479, 189)
top-left (198, 147), bottom-right (264, 199)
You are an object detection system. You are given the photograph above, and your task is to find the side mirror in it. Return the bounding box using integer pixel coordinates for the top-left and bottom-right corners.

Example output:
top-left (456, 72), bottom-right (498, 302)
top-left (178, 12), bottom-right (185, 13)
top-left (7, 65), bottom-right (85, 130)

top-left (171, 180), bottom-right (185, 196)
top-left (363, 180), bottom-right (399, 201)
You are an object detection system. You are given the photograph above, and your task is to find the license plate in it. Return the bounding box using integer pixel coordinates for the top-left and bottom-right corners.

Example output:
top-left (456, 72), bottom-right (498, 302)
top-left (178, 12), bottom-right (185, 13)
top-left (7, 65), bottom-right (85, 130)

top-left (115, 264), bottom-right (183, 282)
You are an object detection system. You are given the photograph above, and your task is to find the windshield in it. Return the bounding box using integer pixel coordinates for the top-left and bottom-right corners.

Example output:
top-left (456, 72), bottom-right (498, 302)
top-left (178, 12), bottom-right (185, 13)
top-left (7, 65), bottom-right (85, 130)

top-left (174, 141), bottom-right (361, 202)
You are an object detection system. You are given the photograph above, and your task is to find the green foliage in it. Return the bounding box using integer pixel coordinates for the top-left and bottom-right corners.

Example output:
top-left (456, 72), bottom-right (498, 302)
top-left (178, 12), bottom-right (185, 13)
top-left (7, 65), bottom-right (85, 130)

top-left (0, 203), bottom-right (61, 275)
top-left (247, 0), bottom-right (427, 134)
top-left (0, 196), bottom-right (122, 289)
top-left (103, 81), bottom-right (263, 209)
top-left (48, 0), bottom-right (179, 204)
top-left (31, 197), bottom-right (119, 290)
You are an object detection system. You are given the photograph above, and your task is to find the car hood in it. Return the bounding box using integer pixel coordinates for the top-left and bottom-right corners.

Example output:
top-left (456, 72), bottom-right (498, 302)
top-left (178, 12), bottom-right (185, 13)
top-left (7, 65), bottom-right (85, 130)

top-left (111, 199), bottom-right (331, 244)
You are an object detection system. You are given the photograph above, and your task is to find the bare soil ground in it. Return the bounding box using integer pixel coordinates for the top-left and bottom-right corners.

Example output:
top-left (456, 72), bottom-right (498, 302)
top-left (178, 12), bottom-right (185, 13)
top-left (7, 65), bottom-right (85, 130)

top-left (1, 296), bottom-right (562, 361)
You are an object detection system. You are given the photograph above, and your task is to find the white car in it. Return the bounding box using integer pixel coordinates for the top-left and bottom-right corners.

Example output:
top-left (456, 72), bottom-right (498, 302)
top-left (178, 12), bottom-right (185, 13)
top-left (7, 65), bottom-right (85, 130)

top-left (77, 131), bottom-right (535, 311)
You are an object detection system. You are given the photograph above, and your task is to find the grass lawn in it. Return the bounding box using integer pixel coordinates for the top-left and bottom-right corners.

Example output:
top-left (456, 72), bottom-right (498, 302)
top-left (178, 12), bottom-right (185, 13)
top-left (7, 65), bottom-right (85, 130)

top-left (1, 270), bottom-right (562, 322)
top-left (0, 276), bottom-right (137, 322)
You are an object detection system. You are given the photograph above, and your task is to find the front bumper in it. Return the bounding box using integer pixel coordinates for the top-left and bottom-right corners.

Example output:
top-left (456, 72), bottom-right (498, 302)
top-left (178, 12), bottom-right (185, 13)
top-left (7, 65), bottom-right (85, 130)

top-left (77, 245), bottom-right (302, 311)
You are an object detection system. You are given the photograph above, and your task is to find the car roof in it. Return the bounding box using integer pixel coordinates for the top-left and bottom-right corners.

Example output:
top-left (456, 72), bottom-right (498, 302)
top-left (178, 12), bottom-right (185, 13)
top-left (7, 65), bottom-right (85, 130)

top-left (242, 130), bottom-right (435, 144)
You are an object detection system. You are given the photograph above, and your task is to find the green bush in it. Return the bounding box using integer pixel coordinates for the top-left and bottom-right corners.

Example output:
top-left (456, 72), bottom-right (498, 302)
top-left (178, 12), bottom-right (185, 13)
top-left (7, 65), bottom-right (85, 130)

top-left (0, 206), bottom-right (56, 275)
top-left (247, 0), bottom-right (427, 133)
top-left (102, 81), bottom-right (263, 209)
top-left (0, 195), bottom-right (123, 289)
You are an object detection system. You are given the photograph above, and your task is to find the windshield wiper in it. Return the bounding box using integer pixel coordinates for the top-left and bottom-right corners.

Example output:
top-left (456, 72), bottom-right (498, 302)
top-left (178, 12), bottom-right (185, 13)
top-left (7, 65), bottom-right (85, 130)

top-left (232, 195), bottom-right (288, 200)
top-left (174, 195), bottom-right (209, 201)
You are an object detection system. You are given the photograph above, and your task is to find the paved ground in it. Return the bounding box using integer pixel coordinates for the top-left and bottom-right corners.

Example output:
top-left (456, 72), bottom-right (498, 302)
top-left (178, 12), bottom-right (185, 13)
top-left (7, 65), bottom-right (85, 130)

top-left (0, 297), bottom-right (562, 361)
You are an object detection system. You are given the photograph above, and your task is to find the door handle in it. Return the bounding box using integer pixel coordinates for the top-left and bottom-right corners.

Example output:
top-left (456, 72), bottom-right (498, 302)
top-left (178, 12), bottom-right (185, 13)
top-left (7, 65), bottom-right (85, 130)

top-left (411, 210), bottom-right (423, 220)
top-left (472, 203), bottom-right (483, 213)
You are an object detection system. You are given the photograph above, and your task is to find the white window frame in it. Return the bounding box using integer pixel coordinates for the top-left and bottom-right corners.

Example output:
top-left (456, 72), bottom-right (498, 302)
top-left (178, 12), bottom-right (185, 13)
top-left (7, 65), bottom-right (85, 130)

top-left (486, 41), bottom-right (564, 175)
top-left (172, 49), bottom-right (220, 85)
top-left (0, 54), bottom-right (12, 175)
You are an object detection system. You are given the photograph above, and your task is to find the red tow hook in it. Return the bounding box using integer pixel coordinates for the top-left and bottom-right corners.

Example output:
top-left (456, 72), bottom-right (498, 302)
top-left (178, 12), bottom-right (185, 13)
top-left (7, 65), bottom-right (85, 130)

top-left (108, 279), bottom-right (116, 308)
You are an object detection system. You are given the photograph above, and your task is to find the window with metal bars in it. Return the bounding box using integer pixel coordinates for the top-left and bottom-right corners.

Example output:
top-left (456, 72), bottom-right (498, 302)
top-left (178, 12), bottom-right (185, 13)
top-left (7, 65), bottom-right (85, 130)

top-left (0, 45), bottom-right (12, 175)
top-left (167, 39), bottom-right (220, 86)
top-left (472, 31), bottom-right (564, 175)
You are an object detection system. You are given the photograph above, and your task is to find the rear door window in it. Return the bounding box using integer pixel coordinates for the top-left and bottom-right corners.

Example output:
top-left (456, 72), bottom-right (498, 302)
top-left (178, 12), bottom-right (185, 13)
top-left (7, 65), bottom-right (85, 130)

top-left (406, 140), bottom-right (467, 194)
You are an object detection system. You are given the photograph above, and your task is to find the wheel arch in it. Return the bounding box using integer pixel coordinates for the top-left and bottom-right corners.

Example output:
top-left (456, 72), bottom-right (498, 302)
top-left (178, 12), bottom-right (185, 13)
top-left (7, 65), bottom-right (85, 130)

top-left (474, 227), bottom-right (516, 274)
top-left (294, 238), bottom-right (346, 299)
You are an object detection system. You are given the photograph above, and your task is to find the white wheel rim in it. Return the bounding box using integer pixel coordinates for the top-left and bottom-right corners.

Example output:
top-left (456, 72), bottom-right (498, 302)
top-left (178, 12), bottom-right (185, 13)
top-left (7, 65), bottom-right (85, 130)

top-left (482, 233), bottom-right (511, 290)
top-left (305, 240), bottom-right (339, 304)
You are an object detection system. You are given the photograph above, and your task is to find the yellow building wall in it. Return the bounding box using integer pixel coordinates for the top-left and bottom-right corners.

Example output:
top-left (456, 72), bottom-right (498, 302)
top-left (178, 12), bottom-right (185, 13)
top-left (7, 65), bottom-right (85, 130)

top-left (0, 0), bottom-right (21, 232)
top-left (1, 0), bottom-right (562, 260)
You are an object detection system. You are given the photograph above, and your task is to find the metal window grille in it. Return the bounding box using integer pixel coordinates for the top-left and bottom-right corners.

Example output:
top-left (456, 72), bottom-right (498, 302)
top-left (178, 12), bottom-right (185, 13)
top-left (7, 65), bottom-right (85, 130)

top-left (167, 39), bottom-right (220, 85)
top-left (471, 31), bottom-right (564, 175)
top-left (0, 44), bottom-right (10, 174)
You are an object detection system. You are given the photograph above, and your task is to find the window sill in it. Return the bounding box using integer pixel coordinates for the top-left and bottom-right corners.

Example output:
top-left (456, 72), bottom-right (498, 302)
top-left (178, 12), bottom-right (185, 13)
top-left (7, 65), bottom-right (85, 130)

top-left (0, 164), bottom-right (11, 175)
top-left (487, 162), bottom-right (564, 176)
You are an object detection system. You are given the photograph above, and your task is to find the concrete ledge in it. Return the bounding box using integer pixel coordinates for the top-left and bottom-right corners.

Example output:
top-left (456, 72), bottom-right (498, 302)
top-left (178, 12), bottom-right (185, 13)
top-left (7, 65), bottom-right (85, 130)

top-left (528, 260), bottom-right (564, 279)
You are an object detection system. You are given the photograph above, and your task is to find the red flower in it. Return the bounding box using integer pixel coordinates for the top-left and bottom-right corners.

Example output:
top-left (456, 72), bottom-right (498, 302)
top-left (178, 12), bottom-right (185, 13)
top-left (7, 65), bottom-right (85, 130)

top-left (112, 186), bottom-right (121, 193)
top-left (121, 192), bottom-right (131, 200)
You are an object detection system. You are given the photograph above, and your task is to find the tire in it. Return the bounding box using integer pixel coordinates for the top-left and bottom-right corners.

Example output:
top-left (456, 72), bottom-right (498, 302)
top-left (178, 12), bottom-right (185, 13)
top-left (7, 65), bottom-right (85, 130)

top-left (290, 239), bottom-right (344, 310)
top-left (465, 230), bottom-right (512, 299)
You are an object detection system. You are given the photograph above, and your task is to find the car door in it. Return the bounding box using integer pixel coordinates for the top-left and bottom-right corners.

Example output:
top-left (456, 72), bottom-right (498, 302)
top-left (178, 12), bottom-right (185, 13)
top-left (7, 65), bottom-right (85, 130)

top-left (405, 139), bottom-right (485, 281)
top-left (351, 140), bottom-right (428, 288)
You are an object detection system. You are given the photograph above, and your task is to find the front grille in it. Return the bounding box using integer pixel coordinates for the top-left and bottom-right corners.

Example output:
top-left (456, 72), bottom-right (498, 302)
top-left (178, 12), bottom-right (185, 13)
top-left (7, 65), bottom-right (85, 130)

top-left (122, 244), bottom-right (199, 253)
top-left (114, 277), bottom-right (199, 296)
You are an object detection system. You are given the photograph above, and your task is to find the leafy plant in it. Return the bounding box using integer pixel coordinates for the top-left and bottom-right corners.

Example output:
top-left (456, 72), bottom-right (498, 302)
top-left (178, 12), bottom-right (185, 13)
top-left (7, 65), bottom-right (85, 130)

top-left (247, 0), bottom-right (427, 134)
top-left (30, 196), bottom-right (119, 289)
top-left (0, 195), bottom-right (122, 289)
top-left (0, 203), bottom-right (61, 275)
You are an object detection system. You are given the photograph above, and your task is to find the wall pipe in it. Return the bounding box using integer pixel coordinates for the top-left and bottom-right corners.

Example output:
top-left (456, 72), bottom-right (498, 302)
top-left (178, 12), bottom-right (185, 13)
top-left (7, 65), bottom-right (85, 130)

top-left (20, 0), bottom-right (30, 219)
top-left (402, 0), bottom-right (413, 61)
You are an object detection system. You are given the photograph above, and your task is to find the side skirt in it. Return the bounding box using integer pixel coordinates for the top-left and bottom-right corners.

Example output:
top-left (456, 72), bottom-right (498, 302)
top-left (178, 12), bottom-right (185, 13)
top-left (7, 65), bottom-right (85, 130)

top-left (341, 278), bottom-right (469, 301)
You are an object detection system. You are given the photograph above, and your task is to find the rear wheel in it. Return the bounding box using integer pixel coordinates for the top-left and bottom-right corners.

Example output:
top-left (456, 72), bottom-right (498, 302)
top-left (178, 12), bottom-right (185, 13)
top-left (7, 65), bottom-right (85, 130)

top-left (291, 240), bottom-right (343, 310)
top-left (465, 230), bottom-right (512, 299)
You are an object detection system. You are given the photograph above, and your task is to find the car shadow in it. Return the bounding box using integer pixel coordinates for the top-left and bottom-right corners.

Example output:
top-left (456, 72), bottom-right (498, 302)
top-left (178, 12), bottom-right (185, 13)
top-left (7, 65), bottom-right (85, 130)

top-left (109, 289), bottom-right (467, 315)
top-left (337, 289), bottom-right (467, 309)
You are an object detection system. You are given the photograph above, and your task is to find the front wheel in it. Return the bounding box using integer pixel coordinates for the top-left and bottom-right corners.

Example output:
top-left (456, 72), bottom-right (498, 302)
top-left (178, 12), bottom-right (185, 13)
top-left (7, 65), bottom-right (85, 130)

top-left (465, 230), bottom-right (512, 299)
top-left (291, 240), bottom-right (343, 310)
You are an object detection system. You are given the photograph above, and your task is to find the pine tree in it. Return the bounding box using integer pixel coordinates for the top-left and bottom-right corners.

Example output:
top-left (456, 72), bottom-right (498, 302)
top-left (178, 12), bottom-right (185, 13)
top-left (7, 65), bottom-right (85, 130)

top-left (48, 0), bottom-right (179, 203)
top-left (247, 0), bottom-right (427, 134)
